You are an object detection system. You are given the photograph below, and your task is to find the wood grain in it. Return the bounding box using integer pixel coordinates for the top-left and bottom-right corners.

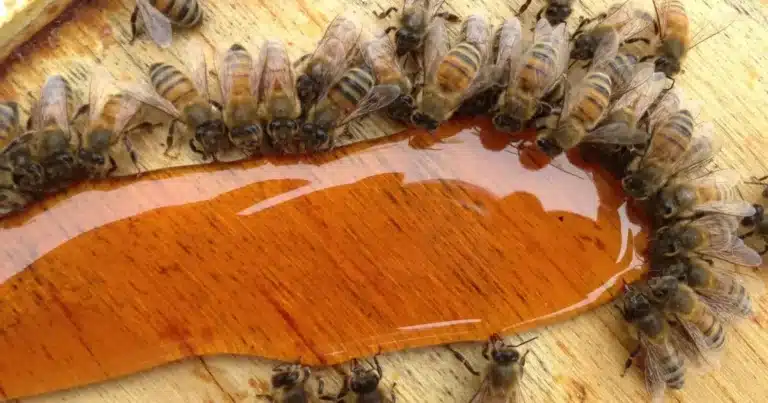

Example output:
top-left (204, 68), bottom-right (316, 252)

top-left (0, 0), bottom-right (77, 63)
top-left (1, 0), bottom-right (767, 402)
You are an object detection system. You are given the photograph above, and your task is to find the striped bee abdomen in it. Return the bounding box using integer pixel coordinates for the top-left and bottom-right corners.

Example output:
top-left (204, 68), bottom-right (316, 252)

top-left (151, 0), bottom-right (203, 27)
top-left (570, 72), bottom-right (612, 130)
top-left (328, 68), bottom-right (375, 113)
top-left (436, 43), bottom-right (482, 93)
top-left (150, 63), bottom-right (201, 111)
top-left (225, 44), bottom-right (254, 98)
top-left (648, 109), bottom-right (694, 165)
top-left (519, 43), bottom-right (557, 96)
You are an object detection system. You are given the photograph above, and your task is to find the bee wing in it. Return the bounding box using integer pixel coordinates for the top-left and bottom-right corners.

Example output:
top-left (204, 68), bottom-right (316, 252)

top-left (424, 18), bottom-right (451, 84)
top-left (38, 75), bottom-right (71, 133)
top-left (631, 72), bottom-right (667, 118)
top-left (648, 86), bottom-right (684, 132)
top-left (652, 0), bottom-right (672, 38)
top-left (312, 13), bottom-right (362, 90)
top-left (668, 122), bottom-right (720, 176)
top-left (188, 40), bottom-right (209, 99)
top-left (590, 31), bottom-right (620, 72)
top-left (119, 81), bottom-right (181, 119)
top-left (338, 84), bottom-right (401, 126)
top-left (549, 23), bottom-right (571, 92)
top-left (113, 95), bottom-right (142, 136)
top-left (88, 65), bottom-right (116, 124)
top-left (427, 0), bottom-right (448, 17)
top-left (582, 122), bottom-right (649, 145)
top-left (674, 312), bottom-right (723, 367)
top-left (135, 0), bottom-right (173, 48)
top-left (495, 18), bottom-right (523, 71)
top-left (705, 260), bottom-right (765, 305)
top-left (684, 170), bottom-right (755, 217)
top-left (689, 214), bottom-right (763, 266)
top-left (361, 31), bottom-right (403, 82)
top-left (639, 336), bottom-right (670, 403)
top-left (258, 40), bottom-right (297, 108)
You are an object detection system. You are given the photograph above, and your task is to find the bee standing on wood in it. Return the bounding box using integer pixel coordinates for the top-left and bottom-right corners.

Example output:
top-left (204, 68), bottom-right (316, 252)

top-left (493, 18), bottom-right (569, 133)
top-left (448, 334), bottom-right (536, 403)
top-left (123, 43), bottom-right (227, 161)
top-left (359, 28), bottom-right (415, 123)
top-left (249, 40), bottom-right (302, 154)
top-left (649, 0), bottom-right (690, 77)
top-left (71, 66), bottom-right (145, 177)
top-left (0, 101), bottom-right (31, 214)
top-left (654, 169), bottom-right (756, 222)
top-left (621, 285), bottom-right (688, 401)
top-left (318, 353), bottom-right (397, 403)
top-left (570, 1), bottom-right (656, 62)
top-left (411, 13), bottom-right (492, 131)
top-left (740, 200), bottom-right (768, 255)
top-left (257, 363), bottom-right (313, 403)
top-left (376, 0), bottom-right (460, 59)
top-left (456, 17), bottom-right (524, 117)
top-left (295, 13), bottom-right (361, 109)
top-left (130, 0), bottom-right (203, 48)
top-left (517, 0), bottom-right (574, 27)
top-left (3, 75), bottom-right (79, 194)
top-left (217, 43), bottom-right (263, 156)
top-left (651, 213), bottom-right (762, 267)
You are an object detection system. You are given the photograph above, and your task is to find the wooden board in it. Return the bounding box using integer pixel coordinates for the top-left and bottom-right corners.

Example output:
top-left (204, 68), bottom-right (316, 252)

top-left (1, 0), bottom-right (768, 402)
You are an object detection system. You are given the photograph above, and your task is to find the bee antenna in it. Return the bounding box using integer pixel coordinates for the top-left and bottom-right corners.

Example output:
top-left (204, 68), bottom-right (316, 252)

top-left (510, 336), bottom-right (538, 348)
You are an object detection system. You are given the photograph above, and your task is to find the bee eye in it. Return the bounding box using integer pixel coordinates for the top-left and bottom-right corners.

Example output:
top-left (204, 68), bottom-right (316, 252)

top-left (287, 121), bottom-right (296, 129)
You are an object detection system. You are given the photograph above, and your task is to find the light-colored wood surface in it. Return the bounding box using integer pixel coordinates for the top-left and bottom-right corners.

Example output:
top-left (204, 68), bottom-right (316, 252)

top-left (0, 0), bottom-right (76, 63)
top-left (1, 0), bottom-right (768, 402)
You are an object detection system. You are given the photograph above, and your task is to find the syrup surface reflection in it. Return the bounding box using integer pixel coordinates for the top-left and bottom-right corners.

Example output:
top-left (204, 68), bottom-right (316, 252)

top-left (0, 118), bottom-right (648, 400)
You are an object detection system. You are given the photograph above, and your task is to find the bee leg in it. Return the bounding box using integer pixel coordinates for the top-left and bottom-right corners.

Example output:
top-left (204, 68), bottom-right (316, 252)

top-left (164, 120), bottom-right (178, 157)
top-left (372, 348), bottom-right (383, 379)
top-left (535, 6), bottom-right (545, 22)
top-left (445, 345), bottom-right (481, 376)
top-left (189, 139), bottom-right (209, 160)
top-left (26, 116), bottom-right (34, 131)
top-left (622, 345), bottom-right (641, 376)
top-left (638, 54), bottom-right (655, 63)
top-left (390, 382), bottom-right (398, 402)
top-left (516, 0), bottom-right (533, 16)
top-left (209, 100), bottom-right (223, 112)
top-left (122, 136), bottom-right (146, 176)
top-left (435, 12), bottom-right (460, 23)
top-left (129, 7), bottom-right (141, 44)
top-left (107, 156), bottom-right (118, 177)
top-left (623, 37), bottom-right (651, 45)
top-left (374, 7), bottom-right (398, 19)
top-left (254, 393), bottom-right (275, 402)
top-left (71, 104), bottom-right (90, 125)
top-left (384, 26), bottom-right (398, 34)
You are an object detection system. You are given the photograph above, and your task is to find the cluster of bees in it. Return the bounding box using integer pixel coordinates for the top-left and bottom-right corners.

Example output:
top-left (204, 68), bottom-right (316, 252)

top-left (1, 0), bottom-right (765, 401)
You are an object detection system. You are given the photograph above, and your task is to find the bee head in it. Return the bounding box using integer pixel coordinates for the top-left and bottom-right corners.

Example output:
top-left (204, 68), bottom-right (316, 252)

top-left (545, 3), bottom-right (572, 24)
top-left (659, 194), bottom-right (679, 220)
top-left (651, 227), bottom-right (682, 257)
top-left (195, 120), bottom-right (226, 154)
top-left (296, 74), bottom-right (318, 105)
top-left (394, 29), bottom-right (420, 56)
top-left (491, 346), bottom-right (521, 366)
top-left (300, 122), bottom-right (330, 153)
top-left (622, 288), bottom-right (652, 321)
top-left (651, 255), bottom-right (688, 280)
top-left (12, 162), bottom-right (45, 192)
top-left (229, 124), bottom-right (263, 155)
top-left (386, 95), bottom-right (416, 123)
top-left (742, 203), bottom-right (764, 227)
top-left (77, 148), bottom-right (106, 172)
top-left (570, 35), bottom-right (597, 61)
top-left (492, 113), bottom-right (523, 133)
top-left (271, 369), bottom-right (300, 389)
top-left (349, 367), bottom-right (380, 395)
top-left (647, 275), bottom-right (679, 302)
top-left (535, 136), bottom-right (563, 157)
top-left (267, 119), bottom-right (299, 152)
top-left (621, 169), bottom-right (659, 200)
top-left (410, 111), bottom-right (439, 132)
top-left (654, 56), bottom-right (681, 78)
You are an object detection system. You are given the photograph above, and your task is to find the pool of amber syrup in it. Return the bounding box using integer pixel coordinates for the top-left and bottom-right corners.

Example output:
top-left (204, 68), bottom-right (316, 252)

top-left (0, 118), bottom-right (648, 400)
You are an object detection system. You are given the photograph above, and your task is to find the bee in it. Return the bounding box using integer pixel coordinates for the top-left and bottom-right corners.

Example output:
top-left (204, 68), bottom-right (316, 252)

top-left (130, 0), bottom-right (203, 48)
top-left (0, 170), bottom-right (30, 215)
top-left (300, 66), bottom-right (400, 153)
top-left (376, 0), bottom-right (460, 58)
top-left (655, 169), bottom-right (756, 222)
top-left (3, 75), bottom-right (79, 194)
top-left (123, 43), bottom-right (227, 161)
top-left (740, 202), bottom-right (768, 255)
top-left (218, 43), bottom-right (263, 156)
top-left (411, 14), bottom-right (492, 131)
top-left (0, 101), bottom-right (21, 149)
top-left (456, 17), bottom-right (524, 117)
top-left (647, 275), bottom-right (726, 360)
top-left (651, 213), bottom-right (763, 267)
top-left (571, 1), bottom-right (656, 62)
top-left (621, 285), bottom-right (687, 400)
top-left (257, 363), bottom-right (312, 403)
top-left (295, 13), bottom-right (361, 109)
top-left (536, 38), bottom-right (650, 157)
top-left (656, 256), bottom-right (753, 318)
top-left (493, 18), bottom-right (569, 133)
top-left (650, 0), bottom-right (690, 77)
top-left (359, 28), bottom-right (415, 123)
top-left (517, 0), bottom-right (573, 27)
top-left (622, 89), bottom-right (713, 200)
top-left (317, 353), bottom-right (396, 403)
top-left (70, 67), bottom-right (144, 177)
top-left (254, 39), bottom-right (301, 154)
top-left (448, 333), bottom-right (536, 403)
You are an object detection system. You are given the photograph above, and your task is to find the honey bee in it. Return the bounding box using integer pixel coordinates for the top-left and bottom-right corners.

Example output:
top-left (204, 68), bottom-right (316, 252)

top-left (359, 28), bottom-right (415, 123)
top-left (493, 18), bottom-right (569, 133)
top-left (517, 0), bottom-right (573, 27)
top-left (411, 14), bottom-right (492, 131)
top-left (652, 213), bottom-right (763, 267)
top-left (71, 67), bottom-right (144, 177)
top-left (218, 43), bottom-right (263, 156)
top-left (254, 39), bottom-right (301, 154)
top-left (295, 13), bottom-right (361, 109)
top-left (3, 75), bottom-right (79, 194)
top-left (650, 0), bottom-right (690, 77)
top-left (536, 38), bottom-right (650, 157)
top-left (647, 275), bottom-right (726, 361)
top-left (257, 363), bottom-right (312, 403)
top-left (571, 1), bottom-right (655, 62)
top-left (621, 285), bottom-right (687, 401)
top-left (740, 202), bottom-right (768, 255)
top-left (449, 334), bottom-right (536, 403)
top-left (656, 256), bottom-right (754, 318)
top-left (0, 101), bottom-right (21, 150)
top-left (655, 169), bottom-right (756, 222)
top-left (376, 0), bottom-right (460, 58)
top-left (318, 353), bottom-right (396, 403)
top-left (123, 43), bottom-right (226, 160)
top-left (622, 89), bottom-right (714, 200)
top-left (130, 0), bottom-right (203, 48)
top-left (456, 17), bottom-right (524, 117)
top-left (300, 66), bottom-right (400, 153)
top-left (0, 170), bottom-right (29, 215)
